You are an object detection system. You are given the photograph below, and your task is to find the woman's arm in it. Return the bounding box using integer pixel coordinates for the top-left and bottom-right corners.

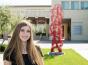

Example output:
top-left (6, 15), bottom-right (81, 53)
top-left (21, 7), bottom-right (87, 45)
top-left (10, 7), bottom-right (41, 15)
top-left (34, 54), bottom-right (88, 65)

top-left (4, 60), bottom-right (11, 65)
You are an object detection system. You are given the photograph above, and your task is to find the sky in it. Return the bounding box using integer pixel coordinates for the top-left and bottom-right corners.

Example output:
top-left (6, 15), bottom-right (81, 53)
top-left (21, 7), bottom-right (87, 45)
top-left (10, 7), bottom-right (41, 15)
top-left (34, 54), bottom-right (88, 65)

top-left (0, 0), bottom-right (51, 6)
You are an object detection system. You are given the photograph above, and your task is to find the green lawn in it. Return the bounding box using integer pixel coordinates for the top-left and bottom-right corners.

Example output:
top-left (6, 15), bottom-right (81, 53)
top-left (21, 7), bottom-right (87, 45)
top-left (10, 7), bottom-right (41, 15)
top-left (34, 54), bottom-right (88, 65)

top-left (42, 49), bottom-right (88, 65)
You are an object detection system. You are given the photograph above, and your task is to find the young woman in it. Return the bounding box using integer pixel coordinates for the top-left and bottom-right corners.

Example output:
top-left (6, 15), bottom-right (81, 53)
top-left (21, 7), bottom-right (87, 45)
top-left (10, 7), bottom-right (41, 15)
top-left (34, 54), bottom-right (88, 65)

top-left (3, 20), bottom-right (44, 65)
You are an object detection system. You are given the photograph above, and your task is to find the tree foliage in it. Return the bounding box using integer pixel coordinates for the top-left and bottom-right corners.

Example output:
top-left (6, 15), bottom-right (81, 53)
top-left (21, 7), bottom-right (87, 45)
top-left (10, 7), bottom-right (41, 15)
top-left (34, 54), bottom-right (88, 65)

top-left (0, 6), bottom-right (22, 37)
top-left (0, 6), bottom-right (11, 34)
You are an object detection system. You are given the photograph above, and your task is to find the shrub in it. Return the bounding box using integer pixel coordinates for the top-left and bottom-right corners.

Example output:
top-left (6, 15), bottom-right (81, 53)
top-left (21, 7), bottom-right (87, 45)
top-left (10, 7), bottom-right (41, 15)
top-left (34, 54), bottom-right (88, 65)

top-left (0, 44), bottom-right (7, 52)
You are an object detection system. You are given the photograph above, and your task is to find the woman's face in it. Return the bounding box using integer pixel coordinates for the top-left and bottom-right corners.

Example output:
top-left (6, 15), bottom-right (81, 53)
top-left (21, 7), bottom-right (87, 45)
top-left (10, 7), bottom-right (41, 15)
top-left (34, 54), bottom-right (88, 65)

top-left (19, 25), bottom-right (31, 43)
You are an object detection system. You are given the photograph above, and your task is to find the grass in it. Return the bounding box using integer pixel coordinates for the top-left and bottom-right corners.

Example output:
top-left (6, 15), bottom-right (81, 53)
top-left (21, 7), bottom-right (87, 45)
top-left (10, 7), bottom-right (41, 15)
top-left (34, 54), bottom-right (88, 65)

top-left (42, 49), bottom-right (88, 65)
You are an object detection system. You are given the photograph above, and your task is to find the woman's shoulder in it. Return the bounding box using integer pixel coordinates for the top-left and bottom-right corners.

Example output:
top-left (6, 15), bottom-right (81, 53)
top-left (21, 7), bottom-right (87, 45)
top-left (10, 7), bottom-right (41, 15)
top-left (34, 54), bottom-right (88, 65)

top-left (3, 49), bottom-right (16, 61)
top-left (35, 44), bottom-right (41, 51)
top-left (34, 44), bottom-right (43, 57)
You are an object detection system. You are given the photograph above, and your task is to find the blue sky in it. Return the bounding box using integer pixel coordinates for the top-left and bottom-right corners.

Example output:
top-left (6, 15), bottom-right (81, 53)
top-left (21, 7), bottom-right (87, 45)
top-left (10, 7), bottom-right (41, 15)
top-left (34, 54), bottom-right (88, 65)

top-left (0, 0), bottom-right (51, 5)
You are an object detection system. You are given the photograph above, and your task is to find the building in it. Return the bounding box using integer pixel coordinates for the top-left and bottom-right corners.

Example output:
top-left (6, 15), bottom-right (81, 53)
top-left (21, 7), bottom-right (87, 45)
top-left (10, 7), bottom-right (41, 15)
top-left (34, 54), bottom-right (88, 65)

top-left (9, 5), bottom-right (51, 40)
top-left (53, 0), bottom-right (88, 41)
top-left (0, 0), bottom-right (88, 41)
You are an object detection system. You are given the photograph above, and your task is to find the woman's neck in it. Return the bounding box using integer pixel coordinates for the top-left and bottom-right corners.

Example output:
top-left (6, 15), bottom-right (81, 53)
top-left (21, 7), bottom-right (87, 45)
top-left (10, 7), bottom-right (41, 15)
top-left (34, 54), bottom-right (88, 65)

top-left (22, 42), bottom-right (28, 54)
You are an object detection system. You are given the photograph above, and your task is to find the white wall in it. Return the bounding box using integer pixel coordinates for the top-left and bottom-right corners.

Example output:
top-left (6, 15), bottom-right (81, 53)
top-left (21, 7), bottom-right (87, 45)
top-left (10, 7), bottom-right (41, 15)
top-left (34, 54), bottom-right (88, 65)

top-left (10, 6), bottom-right (51, 18)
top-left (63, 10), bottom-right (88, 40)
top-left (9, 1), bottom-right (88, 41)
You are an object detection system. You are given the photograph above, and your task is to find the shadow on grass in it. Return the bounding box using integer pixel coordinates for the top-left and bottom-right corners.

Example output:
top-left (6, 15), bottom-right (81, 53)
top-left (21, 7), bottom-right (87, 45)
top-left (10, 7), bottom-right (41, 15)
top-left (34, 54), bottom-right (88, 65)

top-left (44, 54), bottom-right (55, 60)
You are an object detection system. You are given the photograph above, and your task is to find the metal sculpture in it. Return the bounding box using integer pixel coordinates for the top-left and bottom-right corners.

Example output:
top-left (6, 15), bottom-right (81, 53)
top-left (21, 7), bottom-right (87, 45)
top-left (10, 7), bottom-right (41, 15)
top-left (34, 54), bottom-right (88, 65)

top-left (49, 3), bottom-right (63, 55)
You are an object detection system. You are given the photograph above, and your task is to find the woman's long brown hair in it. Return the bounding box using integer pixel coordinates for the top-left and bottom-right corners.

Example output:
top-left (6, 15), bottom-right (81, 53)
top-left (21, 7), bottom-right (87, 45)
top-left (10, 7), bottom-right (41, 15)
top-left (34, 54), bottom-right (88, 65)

top-left (4, 20), bottom-right (44, 65)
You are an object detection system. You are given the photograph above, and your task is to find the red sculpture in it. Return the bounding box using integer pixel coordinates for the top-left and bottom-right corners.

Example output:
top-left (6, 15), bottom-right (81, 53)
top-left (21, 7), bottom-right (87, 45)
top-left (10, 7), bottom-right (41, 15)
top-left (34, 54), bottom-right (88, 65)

top-left (49, 3), bottom-right (63, 55)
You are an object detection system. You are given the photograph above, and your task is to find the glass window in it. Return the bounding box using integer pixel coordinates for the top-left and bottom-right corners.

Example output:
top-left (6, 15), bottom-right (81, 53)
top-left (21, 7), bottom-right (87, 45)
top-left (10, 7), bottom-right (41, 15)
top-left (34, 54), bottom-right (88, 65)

top-left (62, 1), bottom-right (70, 10)
top-left (72, 22), bottom-right (83, 35)
top-left (72, 25), bottom-right (82, 35)
top-left (81, 1), bottom-right (88, 9)
top-left (71, 1), bottom-right (79, 10)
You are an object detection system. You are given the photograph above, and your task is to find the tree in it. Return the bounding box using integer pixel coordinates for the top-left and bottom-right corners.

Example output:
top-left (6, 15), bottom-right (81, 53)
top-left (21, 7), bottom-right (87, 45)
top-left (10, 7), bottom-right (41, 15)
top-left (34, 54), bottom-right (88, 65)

top-left (9, 15), bottom-right (22, 35)
top-left (0, 6), bottom-right (22, 45)
top-left (0, 6), bottom-right (11, 35)
top-left (0, 6), bottom-right (22, 38)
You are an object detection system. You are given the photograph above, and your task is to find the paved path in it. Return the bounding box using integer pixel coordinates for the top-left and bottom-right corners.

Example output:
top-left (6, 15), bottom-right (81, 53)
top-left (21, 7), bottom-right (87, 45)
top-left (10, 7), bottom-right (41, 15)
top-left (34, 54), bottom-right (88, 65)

top-left (0, 53), bottom-right (3, 65)
top-left (0, 40), bottom-right (88, 65)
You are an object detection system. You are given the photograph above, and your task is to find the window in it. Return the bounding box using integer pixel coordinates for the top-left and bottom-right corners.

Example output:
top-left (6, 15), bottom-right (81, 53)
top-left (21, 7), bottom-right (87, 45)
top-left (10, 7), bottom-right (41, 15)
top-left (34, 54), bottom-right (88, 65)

top-left (81, 1), bottom-right (88, 9)
top-left (71, 1), bottom-right (79, 10)
top-left (72, 26), bottom-right (82, 35)
top-left (62, 1), bottom-right (70, 10)
top-left (72, 22), bottom-right (83, 35)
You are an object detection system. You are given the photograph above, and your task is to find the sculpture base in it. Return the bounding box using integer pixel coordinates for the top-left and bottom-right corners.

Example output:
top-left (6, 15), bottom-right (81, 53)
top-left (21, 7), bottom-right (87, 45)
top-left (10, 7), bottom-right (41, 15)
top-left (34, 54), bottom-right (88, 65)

top-left (49, 52), bottom-right (64, 56)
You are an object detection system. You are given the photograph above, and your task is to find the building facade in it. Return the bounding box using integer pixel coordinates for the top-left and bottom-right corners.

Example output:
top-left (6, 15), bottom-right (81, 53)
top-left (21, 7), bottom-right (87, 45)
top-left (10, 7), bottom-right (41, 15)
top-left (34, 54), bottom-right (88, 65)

top-left (3, 0), bottom-right (88, 41)
top-left (53, 0), bottom-right (88, 41)
top-left (9, 5), bottom-right (51, 40)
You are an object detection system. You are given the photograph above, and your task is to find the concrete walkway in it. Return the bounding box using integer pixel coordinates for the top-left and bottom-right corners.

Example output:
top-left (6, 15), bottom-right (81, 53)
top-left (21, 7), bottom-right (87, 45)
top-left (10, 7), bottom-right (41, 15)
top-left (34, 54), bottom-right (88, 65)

top-left (0, 53), bottom-right (3, 65)
top-left (0, 40), bottom-right (88, 65)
